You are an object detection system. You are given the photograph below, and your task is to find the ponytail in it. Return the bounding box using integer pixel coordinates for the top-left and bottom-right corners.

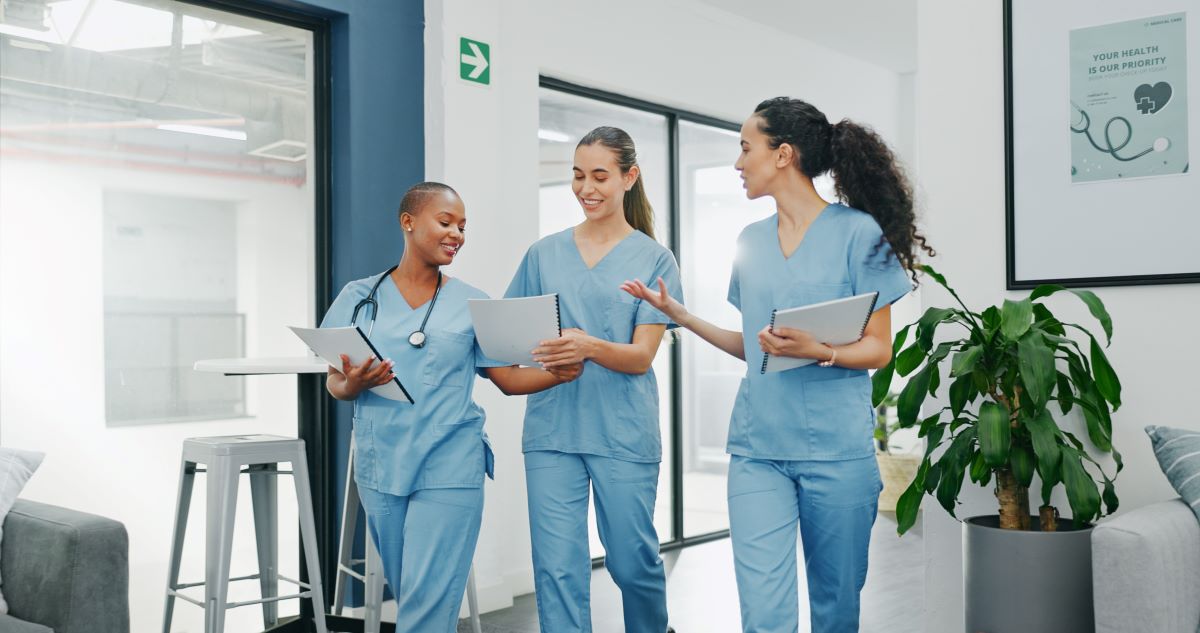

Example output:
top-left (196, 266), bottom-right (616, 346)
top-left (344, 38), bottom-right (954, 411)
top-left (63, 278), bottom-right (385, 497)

top-left (752, 98), bottom-right (935, 279)
top-left (578, 126), bottom-right (656, 240)
top-left (624, 175), bottom-right (656, 240)
top-left (828, 119), bottom-right (933, 276)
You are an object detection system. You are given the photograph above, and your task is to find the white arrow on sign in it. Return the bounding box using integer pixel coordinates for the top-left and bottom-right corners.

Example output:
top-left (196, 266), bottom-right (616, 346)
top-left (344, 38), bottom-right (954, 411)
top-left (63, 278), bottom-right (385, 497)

top-left (461, 42), bottom-right (489, 80)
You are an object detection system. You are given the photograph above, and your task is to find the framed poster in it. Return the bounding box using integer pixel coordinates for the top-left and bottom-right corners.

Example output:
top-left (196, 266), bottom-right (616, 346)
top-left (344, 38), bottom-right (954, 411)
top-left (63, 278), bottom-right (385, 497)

top-left (1005, 0), bottom-right (1197, 288)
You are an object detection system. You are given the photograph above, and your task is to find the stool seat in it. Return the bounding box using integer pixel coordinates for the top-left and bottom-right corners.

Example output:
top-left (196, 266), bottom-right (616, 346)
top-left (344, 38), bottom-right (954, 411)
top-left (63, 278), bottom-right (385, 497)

top-left (163, 435), bottom-right (328, 633)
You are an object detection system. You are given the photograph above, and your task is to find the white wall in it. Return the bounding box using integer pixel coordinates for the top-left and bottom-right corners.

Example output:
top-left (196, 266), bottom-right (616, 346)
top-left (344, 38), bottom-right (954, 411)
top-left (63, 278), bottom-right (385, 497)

top-left (425, 0), bottom-right (913, 612)
top-left (915, 1), bottom-right (1200, 631)
top-left (0, 159), bottom-right (313, 632)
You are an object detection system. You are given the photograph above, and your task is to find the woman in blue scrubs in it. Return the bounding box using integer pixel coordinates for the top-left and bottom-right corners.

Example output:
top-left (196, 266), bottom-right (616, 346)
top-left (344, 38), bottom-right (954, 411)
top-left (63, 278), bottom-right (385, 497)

top-left (624, 98), bottom-right (934, 633)
top-left (506, 127), bottom-right (682, 633)
top-left (322, 182), bottom-right (582, 633)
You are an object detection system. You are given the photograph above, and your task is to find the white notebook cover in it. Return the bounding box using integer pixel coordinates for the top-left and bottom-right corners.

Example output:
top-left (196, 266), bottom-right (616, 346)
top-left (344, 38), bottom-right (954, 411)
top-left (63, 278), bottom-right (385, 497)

top-left (288, 326), bottom-right (414, 403)
top-left (468, 294), bottom-right (562, 367)
top-left (760, 291), bottom-right (880, 374)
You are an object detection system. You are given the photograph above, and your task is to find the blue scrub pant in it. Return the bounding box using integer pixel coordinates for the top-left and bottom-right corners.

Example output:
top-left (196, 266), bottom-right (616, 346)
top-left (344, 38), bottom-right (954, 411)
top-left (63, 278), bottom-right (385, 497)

top-left (357, 484), bottom-right (484, 633)
top-left (727, 455), bottom-right (881, 633)
top-left (524, 451), bottom-right (668, 633)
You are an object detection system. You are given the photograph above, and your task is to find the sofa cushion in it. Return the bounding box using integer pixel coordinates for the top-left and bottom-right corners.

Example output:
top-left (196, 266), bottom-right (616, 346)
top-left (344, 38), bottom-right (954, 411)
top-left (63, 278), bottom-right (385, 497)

top-left (0, 448), bottom-right (44, 615)
top-left (1145, 425), bottom-right (1200, 523)
top-left (0, 614), bottom-right (54, 633)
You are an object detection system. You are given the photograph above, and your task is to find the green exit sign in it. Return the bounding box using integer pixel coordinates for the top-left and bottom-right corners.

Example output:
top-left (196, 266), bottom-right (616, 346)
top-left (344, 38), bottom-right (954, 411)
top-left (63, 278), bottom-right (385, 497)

top-left (459, 37), bottom-right (490, 85)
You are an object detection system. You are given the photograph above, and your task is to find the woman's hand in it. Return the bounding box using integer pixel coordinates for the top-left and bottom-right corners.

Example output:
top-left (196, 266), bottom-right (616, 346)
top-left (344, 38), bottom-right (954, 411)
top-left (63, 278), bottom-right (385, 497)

top-left (532, 328), bottom-right (595, 368)
top-left (330, 354), bottom-right (394, 399)
top-left (757, 326), bottom-right (830, 361)
top-left (620, 277), bottom-right (688, 324)
top-left (546, 361), bottom-right (584, 383)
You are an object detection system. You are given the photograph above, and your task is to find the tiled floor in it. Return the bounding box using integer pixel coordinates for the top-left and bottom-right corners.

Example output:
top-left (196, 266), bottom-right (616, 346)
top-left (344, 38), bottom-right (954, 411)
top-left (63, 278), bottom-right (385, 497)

top-left (458, 511), bottom-right (924, 632)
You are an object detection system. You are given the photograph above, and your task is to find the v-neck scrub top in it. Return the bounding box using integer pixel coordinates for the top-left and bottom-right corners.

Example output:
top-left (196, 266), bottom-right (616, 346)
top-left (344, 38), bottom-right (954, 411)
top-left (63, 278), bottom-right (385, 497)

top-left (321, 274), bottom-right (508, 496)
top-left (505, 228), bottom-right (684, 463)
top-left (726, 204), bottom-right (912, 461)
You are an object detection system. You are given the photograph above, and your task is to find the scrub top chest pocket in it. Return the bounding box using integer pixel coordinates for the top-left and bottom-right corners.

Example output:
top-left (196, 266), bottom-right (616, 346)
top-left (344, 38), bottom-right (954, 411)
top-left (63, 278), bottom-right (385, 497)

top-left (421, 329), bottom-right (474, 389)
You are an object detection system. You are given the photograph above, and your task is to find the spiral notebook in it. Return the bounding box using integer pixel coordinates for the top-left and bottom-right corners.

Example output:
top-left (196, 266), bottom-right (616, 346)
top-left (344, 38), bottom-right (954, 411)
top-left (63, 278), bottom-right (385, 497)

top-left (288, 325), bottom-right (414, 403)
top-left (468, 294), bottom-right (562, 367)
top-left (760, 291), bottom-right (879, 374)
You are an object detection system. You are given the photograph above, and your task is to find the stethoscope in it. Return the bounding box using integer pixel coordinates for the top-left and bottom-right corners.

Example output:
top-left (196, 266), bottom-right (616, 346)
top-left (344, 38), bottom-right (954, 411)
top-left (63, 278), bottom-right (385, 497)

top-left (1070, 102), bottom-right (1170, 162)
top-left (350, 264), bottom-right (443, 348)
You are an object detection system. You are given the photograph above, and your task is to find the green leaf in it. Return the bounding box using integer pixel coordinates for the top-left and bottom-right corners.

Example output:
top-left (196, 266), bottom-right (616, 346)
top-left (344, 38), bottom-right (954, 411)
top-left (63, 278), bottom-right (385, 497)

top-left (895, 343), bottom-right (926, 377)
top-left (1061, 450), bottom-right (1101, 523)
top-left (1024, 409), bottom-right (1061, 477)
top-left (1000, 298), bottom-right (1034, 340)
top-left (1075, 391), bottom-right (1114, 452)
top-left (1089, 336), bottom-right (1122, 409)
top-left (872, 358), bottom-right (895, 408)
top-left (950, 345), bottom-right (984, 377)
top-left (969, 450), bottom-right (989, 483)
top-left (978, 402), bottom-right (1011, 468)
top-left (1056, 372), bottom-right (1074, 415)
top-left (925, 461), bottom-right (942, 493)
top-left (1029, 285), bottom-right (1112, 345)
top-left (916, 307), bottom-right (958, 352)
top-left (1031, 303), bottom-right (1066, 336)
top-left (928, 361), bottom-right (942, 396)
top-left (895, 479), bottom-right (925, 535)
top-left (1017, 330), bottom-right (1055, 409)
top-left (897, 363), bottom-right (933, 428)
top-left (949, 374), bottom-right (975, 417)
top-left (1029, 284), bottom-right (1066, 301)
top-left (1071, 289), bottom-right (1113, 345)
top-left (918, 411), bottom-right (943, 437)
top-left (935, 429), bottom-right (977, 515)
top-left (1010, 444), bottom-right (1034, 488)
top-left (1102, 479), bottom-right (1119, 515)
top-left (981, 306), bottom-right (1001, 332)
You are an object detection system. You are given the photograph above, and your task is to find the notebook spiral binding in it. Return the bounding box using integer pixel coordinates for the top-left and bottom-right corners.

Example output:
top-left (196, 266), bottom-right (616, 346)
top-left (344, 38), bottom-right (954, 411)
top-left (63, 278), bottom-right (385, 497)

top-left (758, 291), bottom-right (880, 374)
top-left (759, 309), bottom-right (779, 373)
top-left (554, 293), bottom-right (562, 337)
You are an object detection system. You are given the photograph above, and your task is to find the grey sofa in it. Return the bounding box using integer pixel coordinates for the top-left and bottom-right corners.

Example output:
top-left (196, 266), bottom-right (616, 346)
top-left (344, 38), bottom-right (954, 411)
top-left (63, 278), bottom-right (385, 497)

top-left (1092, 498), bottom-right (1200, 633)
top-left (0, 499), bottom-right (129, 633)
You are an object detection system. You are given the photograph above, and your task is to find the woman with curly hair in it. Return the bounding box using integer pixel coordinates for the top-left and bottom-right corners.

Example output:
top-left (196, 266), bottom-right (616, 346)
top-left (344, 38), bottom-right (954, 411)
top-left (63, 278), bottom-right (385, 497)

top-left (623, 97), bottom-right (934, 633)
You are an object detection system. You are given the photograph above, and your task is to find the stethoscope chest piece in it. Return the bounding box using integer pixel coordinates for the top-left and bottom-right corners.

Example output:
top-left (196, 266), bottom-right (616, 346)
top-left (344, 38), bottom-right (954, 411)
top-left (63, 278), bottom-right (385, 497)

top-left (408, 330), bottom-right (428, 348)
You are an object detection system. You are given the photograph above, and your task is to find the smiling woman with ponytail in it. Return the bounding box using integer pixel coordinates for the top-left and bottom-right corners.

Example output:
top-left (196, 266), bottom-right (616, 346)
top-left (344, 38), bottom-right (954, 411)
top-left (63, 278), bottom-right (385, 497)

top-left (624, 97), bottom-right (933, 633)
top-left (504, 125), bottom-right (682, 633)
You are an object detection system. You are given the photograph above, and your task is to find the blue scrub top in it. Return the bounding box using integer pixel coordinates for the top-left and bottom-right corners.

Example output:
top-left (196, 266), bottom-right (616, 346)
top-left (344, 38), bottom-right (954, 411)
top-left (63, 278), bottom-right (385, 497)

top-left (726, 204), bottom-right (912, 461)
top-left (505, 228), bottom-right (683, 463)
top-left (322, 273), bottom-right (508, 495)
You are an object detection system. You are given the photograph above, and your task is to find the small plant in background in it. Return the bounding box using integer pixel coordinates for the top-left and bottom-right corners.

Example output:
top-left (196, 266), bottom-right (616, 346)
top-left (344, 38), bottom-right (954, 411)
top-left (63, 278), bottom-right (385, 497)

top-left (873, 265), bottom-right (1123, 534)
top-left (874, 392), bottom-right (900, 453)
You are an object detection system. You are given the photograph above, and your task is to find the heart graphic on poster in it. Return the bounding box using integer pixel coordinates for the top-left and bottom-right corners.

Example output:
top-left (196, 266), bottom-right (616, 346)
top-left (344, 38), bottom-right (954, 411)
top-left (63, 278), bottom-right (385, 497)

top-left (1133, 82), bottom-right (1172, 114)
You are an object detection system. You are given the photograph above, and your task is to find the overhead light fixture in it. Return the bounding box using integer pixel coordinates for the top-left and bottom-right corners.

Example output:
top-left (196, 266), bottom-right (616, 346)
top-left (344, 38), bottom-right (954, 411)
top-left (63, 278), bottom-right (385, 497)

top-left (156, 123), bottom-right (247, 141)
top-left (538, 128), bottom-right (570, 143)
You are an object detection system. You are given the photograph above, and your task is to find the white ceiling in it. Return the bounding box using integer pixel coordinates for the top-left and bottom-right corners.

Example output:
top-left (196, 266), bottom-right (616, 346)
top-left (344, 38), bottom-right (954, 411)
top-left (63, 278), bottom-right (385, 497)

top-left (694, 0), bottom-right (918, 74)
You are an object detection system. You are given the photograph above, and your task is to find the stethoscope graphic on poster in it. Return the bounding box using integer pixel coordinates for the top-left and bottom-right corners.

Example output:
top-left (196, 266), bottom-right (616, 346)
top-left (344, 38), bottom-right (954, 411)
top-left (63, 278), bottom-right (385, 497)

top-left (1067, 13), bottom-right (1189, 183)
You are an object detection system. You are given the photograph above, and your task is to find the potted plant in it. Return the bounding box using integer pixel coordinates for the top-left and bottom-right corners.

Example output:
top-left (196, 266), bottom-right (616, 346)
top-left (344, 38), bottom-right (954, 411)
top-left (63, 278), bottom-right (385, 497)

top-left (873, 266), bottom-right (1122, 633)
top-left (874, 392), bottom-right (921, 513)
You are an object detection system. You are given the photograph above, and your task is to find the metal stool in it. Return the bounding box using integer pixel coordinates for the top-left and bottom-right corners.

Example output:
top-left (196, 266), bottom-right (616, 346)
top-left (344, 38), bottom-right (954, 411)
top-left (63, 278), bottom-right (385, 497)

top-left (333, 437), bottom-right (482, 633)
top-left (163, 434), bottom-right (328, 633)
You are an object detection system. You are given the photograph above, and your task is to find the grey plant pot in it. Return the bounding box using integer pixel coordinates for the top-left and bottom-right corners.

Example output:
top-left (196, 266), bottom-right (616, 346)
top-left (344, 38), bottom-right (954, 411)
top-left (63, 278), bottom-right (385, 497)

top-left (964, 515), bottom-right (1094, 633)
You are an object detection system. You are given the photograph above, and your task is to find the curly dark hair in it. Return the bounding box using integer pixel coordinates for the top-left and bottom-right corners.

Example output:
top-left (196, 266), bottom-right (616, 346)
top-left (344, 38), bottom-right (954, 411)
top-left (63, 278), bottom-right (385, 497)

top-left (752, 97), bottom-right (935, 281)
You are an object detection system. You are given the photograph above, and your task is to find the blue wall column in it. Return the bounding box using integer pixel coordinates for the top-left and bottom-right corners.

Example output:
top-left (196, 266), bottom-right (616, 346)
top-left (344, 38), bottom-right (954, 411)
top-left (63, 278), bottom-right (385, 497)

top-left (235, 0), bottom-right (424, 613)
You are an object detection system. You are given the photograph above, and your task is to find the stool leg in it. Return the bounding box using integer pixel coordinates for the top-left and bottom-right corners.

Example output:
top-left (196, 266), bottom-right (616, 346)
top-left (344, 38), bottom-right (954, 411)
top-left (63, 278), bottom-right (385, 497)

top-left (363, 518), bottom-right (383, 633)
top-left (205, 456), bottom-right (240, 633)
top-left (249, 463), bottom-right (279, 628)
top-left (466, 565), bottom-right (482, 633)
top-left (163, 459), bottom-right (196, 633)
top-left (292, 450), bottom-right (329, 633)
top-left (333, 441), bottom-right (359, 616)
